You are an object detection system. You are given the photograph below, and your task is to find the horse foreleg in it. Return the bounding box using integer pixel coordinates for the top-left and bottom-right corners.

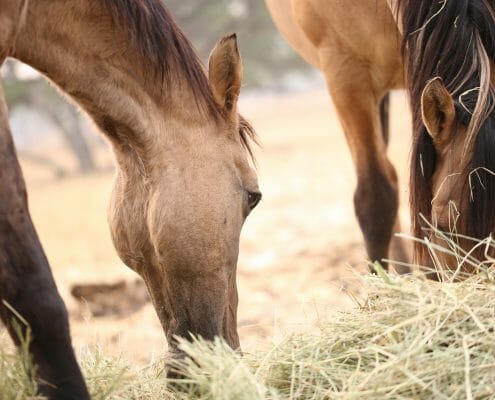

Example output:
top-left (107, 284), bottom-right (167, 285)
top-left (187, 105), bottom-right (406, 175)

top-left (0, 85), bottom-right (89, 399)
top-left (322, 58), bottom-right (410, 273)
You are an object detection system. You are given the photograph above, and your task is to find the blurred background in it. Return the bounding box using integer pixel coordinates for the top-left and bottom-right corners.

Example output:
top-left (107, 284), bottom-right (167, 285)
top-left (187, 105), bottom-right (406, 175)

top-left (0, 0), bottom-right (412, 361)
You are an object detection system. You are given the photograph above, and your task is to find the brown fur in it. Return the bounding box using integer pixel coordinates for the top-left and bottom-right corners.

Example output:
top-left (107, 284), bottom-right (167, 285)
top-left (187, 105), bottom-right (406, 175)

top-left (266, 0), bottom-right (409, 273)
top-left (397, 0), bottom-right (495, 273)
top-left (1, 0), bottom-right (260, 391)
top-left (0, 57), bottom-right (90, 400)
top-left (0, 0), bottom-right (27, 59)
top-left (0, 2), bottom-right (91, 398)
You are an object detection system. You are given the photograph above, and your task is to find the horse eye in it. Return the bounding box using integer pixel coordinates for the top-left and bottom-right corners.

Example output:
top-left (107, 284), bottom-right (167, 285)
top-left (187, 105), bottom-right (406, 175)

top-left (246, 191), bottom-right (262, 210)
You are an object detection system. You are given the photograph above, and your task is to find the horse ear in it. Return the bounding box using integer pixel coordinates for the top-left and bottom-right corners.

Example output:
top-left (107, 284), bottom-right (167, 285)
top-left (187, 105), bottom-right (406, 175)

top-left (208, 33), bottom-right (243, 116)
top-left (421, 77), bottom-right (456, 147)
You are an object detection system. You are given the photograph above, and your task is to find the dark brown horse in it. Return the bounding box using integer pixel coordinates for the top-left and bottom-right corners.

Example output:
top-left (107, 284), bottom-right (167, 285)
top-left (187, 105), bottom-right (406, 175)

top-left (0, 0), bottom-right (260, 397)
top-left (266, 0), bottom-right (495, 274)
top-left (397, 0), bottom-right (495, 273)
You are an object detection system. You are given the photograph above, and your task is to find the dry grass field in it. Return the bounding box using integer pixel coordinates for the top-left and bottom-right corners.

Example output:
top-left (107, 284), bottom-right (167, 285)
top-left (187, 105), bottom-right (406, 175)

top-left (8, 89), bottom-right (413, 363)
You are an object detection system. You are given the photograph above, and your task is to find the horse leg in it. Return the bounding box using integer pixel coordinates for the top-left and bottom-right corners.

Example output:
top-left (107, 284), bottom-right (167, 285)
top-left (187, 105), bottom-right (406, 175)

top-left (322, 59), bottom-right (409, 273)
top-left (0, 85), bottom-right (89, 399)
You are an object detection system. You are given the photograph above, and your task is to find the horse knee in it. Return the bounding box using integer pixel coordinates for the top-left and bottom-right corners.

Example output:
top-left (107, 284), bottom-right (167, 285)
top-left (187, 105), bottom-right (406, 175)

top-left (3, 282), bottom-right (70, 353)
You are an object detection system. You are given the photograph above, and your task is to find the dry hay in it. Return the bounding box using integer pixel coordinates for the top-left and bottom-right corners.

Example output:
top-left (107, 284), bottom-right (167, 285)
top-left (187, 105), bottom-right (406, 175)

top-left (1, 261), bottom-right (494, 399)
top-left (169, 266), bottom-right (495, 400)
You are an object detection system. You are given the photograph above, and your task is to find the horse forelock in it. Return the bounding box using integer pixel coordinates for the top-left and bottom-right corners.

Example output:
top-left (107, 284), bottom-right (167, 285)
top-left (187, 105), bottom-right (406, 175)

top-left (466, 113), bottom-right (495, 241)
top-left (100, 0), bottom-right (221, 120)
top-left (397, 0), bottom-right (495, 262)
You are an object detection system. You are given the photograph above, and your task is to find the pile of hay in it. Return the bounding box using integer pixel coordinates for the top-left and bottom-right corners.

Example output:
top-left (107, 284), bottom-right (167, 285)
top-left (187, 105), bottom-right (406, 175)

top-left (1, 268), bottom-right (494, 399)
top-left (170, 268), bottom-right (495, 400)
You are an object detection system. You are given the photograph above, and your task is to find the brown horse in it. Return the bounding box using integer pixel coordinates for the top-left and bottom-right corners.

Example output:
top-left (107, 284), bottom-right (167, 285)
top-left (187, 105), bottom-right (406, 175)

top-left (398, 0), bottom-right (495, 274)
top-left (266, 0), bottom-right (495, 274)
top-left (0, 0), bottom-right (260, 397)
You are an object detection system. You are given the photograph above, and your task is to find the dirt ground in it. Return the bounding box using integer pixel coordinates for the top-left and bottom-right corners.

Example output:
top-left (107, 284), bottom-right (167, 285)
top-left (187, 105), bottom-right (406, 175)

top-left (7, 89), bottom-right (413, 362)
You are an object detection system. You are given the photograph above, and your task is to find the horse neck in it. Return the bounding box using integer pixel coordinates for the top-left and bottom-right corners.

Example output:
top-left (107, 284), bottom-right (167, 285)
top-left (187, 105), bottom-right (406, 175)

top-left (11, 0), bottom-right (209, 177)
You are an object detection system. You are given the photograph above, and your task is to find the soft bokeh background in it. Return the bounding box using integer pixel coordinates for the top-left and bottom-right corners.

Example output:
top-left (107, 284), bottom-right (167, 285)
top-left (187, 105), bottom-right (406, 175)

top-left (0, 1), bottom-right (412, 361)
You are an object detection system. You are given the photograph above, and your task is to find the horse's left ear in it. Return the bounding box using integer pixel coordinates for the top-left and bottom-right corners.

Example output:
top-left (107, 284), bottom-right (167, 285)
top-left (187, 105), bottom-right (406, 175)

top-left (421, 77), bottom-right (456, 148)
top-left (208, 33), bottom-right (243, 117)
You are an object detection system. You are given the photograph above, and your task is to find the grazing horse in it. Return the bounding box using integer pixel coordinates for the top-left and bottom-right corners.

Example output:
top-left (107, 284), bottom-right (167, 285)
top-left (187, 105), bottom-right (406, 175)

top-left (397, 0), bottom-right (495, 272)
top-left (0, 0), bottom-right (260, 397)
top-left (266, 0), bottom-right (495, 273)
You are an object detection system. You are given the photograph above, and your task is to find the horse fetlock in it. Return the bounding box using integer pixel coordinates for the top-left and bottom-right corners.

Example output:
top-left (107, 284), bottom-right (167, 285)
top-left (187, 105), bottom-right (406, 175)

top-left (353, 174), bottom-right (399, 266)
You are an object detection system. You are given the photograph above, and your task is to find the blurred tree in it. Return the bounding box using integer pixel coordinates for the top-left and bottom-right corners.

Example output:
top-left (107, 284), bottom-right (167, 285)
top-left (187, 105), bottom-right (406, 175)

top-left (3, 63), bottom-right (97, 175)
top-left (1, 0), bottom-right (311, 178)
top-left (168, 0), bottom-right (311, 87)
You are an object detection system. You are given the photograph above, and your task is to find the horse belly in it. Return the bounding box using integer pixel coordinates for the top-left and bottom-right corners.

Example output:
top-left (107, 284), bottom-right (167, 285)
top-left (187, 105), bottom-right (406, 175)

top-left (265, 0), bottom-right (321, 68)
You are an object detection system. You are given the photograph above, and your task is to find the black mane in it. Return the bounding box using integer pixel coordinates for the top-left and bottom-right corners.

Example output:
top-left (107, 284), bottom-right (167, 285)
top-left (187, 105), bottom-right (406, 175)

top-left (397, 0), bottom-right (495, 262)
